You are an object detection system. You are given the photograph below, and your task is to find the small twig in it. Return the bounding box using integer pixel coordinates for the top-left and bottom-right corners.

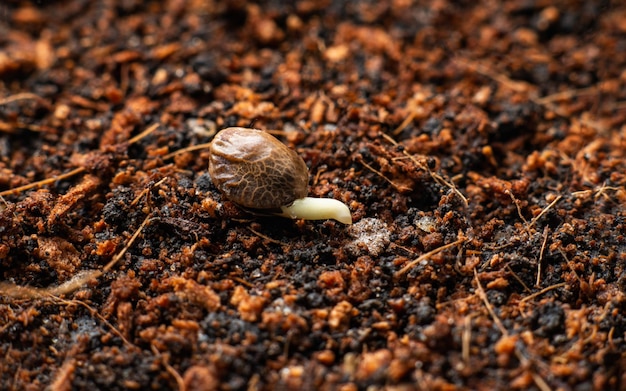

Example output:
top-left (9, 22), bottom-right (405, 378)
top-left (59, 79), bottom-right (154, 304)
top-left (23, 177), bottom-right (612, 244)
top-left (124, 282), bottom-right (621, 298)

top-left (527, 195), bottom-right (561, 230)
top-left (380, 133), bottom-right (426, 172)
top-left (389, 242), bottom-right (417, 256)
top-left (0, 270), bottom-right (103, 300)
top-left (505, 264), bottom-right (532, 293)
top-left (356, 156), bottom-right (412, 192)
top-left (591, 182), bottom-right (620, 202)
top-left (248, 227), bottom-right (288, 246)
top-left (381, 132), bottom-right (468, 207)
top-left (163, 142), bottom-right (212, 160)
top-left (558, 249), bottom-right (585, 288)
top-left (127, 123), bottom-right (160, 145)
top-left (392, 110), bottom-right (417, 136)
top-left (0, 121), bottom-right (56, 134)
top-left (119, 63), bottom-right (130, 97)
top-left (151, 344), bottom-right (184, 391)
top-left (312, 166), bottom-right (327, 187)
top-left (530, 372), bottom-right (553, 391)
top-left (0, 123), bottom-right (160, 197)
top-left (49, 359), bottom-right (76, 391)
top-left (130, 177), bottom-right (168, 207)
top-left (395, 236), bottom-right (465, 278)
top-left (0, 92), bottom-right (50, 107)
top-left (53, 297), bottom-right (133, 347)
top-left (102, 215), bottom-right (152, 273)
top-left (477, 271), bottom-right (553, 391)
top-left (431, 171), bottom-right (468, 207)
top-left (608, 326), bottom-right (616, 350)
top-left (479, 278), bottom-right (554, 391)
top-left (455, 58), bottom-right (534, 94)
top-left (534, 80), bottom-right (614, 105)
top-left (474, 269), bottom-right (508, 336)
top-left (519, 282), bottom-right (567, 303)
top-left (68, 95), bottom-right (109, 112)
top-left (505, 189), bottom-right (528, 225)
top-left (512, 348), bottom-right (553, 391)
top-left (462, 315), bottom-right (472, 364)
top-left (536, 226), bottom-right (550, 287)
top-left (0, 167), bottom-right (86, 197)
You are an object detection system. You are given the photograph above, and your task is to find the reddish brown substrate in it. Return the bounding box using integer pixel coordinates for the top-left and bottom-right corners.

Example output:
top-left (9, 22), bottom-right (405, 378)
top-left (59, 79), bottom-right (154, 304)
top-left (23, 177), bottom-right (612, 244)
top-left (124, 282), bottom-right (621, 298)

top-left (1, 1), bottom-right (625, 390)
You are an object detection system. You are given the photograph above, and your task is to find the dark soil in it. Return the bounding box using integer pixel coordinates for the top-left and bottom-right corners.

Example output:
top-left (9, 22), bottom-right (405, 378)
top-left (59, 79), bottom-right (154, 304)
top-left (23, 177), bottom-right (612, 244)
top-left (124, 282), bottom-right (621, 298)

top-left (1, 1), bottom-right (626, 390)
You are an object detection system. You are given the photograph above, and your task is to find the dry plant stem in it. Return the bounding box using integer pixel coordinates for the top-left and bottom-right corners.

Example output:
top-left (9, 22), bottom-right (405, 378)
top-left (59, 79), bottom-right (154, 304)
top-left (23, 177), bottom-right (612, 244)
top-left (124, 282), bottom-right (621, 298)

top-left (0, 167), bottom-right (86, 197)
top-left (357, 156), bottom-right (412, 192)
top-left (462, 315), bottom-right (472, 364)
top-left (474, 269), bottom-right (508, 335)
top-left (248, 227), bottom-right (288, 246)
top-left (151, 344), bottom-right (184, 391)
top-left (394, 236), bottom-right (466, 278)
top-left (312, 166), bottom-right (327, 186)
top-left (0, 130), bottom-right (160, 300)
top-left (390, 242), bottom-right (417, 256)
top-left (0, 211), bottom-right (152, 300)
top-left (534, 79), bottom-right (617, 105)
top-left (572, 182), bottom-right (622, 201)
top-left (536, 226), bottom-right (550, 287)
top-left (608, 327), bottom-right (616, 350)
top-left (119, 63), bottom-right (130, 96)
top-left (527, 195), bottom-right (562, 230)
top-left (127, 123), bottom-right (160, 144)
top-left (231, 276), bottom-right (254, 288)
top-left (381, 132), bottom-right (468, 207)
top-left (392, 110), bottom-right (417, 136)
top-left (505, 189), bottom-right (528, 225)
top-left (529, 372), bottom-right (552, 391)
top-left (68, 95), bottom-right (109, 111)
top-left (505, 264), bottom-right (532, 293)
top-left (0, 270), bottom-right (101, 299)
top-left (49, 359), bottom-right (76, 391)
top-left (53, 297), bottom-right (133, 347)
top-left (162, 141), bottom-right (213, 160)
top-left (558, 249), bottom-right (585, 288)
top-left (130, 177), bottom-right (168, 207)
top-left (0, 122), bottom-right (54, 134)
top-left (431, 171), bottom-right (468, 207)
top-left (474, 270), bottom-right (552, 391)
top-left (0, 92), bottom-right (50, 107)
top-left (455, 58), bottom-right (533, 94)
top-left (0, 123), bottom-right (160, 198)
top-left (102, 215), bottom-right (152, 272)
top-left (519, 282), bottom-right (568, 304)
top-left (457, 57), bottom-right (614, 137)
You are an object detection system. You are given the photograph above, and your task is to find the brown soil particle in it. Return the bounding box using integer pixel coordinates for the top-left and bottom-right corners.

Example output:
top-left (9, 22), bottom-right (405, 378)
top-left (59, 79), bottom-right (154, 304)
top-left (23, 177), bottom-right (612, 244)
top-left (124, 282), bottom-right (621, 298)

top-left (1, 0), bottom-right (626, 390)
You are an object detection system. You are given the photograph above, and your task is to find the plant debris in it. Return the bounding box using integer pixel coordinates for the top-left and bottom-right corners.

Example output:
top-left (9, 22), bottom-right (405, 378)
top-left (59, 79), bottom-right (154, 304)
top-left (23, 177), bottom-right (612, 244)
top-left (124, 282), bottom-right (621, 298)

top-left (1, 1), bottom-right (625, 390)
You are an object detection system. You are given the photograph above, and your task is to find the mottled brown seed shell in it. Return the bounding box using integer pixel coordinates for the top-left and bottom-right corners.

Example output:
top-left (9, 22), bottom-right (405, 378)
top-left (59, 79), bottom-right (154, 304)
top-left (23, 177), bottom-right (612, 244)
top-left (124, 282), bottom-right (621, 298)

top-left (209, 127), bottom-right (309, 209)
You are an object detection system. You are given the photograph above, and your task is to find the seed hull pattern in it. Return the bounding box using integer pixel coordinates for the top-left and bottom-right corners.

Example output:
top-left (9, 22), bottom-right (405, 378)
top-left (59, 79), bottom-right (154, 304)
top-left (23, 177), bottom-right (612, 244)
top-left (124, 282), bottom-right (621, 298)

top-left (209, 128), bottom-right (309, 209)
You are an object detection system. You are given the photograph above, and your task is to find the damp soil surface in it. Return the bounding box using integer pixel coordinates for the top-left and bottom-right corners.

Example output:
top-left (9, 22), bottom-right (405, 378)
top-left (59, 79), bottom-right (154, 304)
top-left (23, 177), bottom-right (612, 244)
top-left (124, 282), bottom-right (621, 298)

top-left (1, 1), bottom-right (626, 390)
